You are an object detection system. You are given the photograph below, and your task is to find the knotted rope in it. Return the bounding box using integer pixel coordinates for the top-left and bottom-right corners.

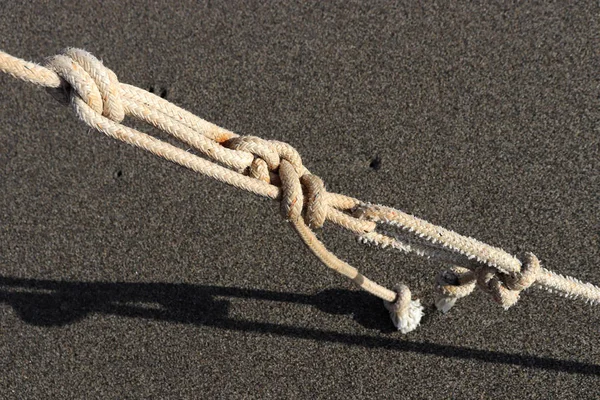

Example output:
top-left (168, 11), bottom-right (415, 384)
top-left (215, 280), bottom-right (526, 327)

top-left (1, 48), bottom-right (599, 333)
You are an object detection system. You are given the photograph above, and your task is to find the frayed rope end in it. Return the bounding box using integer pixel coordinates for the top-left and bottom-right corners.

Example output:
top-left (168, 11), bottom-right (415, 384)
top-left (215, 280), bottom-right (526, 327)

top-left (384, 284), bottom-right (424, 334)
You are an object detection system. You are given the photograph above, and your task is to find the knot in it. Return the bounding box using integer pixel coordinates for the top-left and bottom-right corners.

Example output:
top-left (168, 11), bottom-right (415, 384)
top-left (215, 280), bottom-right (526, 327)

top-left (224, 135), bottom-right (329, 228)
top-left (474, 252), bottom-right (541, 309)
top-left (476, 266), bottom-right (521, 309)
top-left (434, 266), bottom-right (476, 313)
top-left (45, 48), bottom-right (124, 122)
top-left (434, 253), bottom-right (541, 312)
top-left (384, 283), bottom-right (424, 333)
top-left (505, 252), bottom-right (541, 291)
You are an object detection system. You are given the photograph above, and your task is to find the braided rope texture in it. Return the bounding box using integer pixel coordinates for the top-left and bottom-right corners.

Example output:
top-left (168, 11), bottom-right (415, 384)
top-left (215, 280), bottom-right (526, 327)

top-left (1, 48), bottom-right (599, 333)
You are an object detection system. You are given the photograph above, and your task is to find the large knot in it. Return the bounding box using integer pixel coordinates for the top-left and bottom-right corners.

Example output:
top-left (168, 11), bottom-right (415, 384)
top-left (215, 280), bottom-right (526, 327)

top-left (44, 48), bottom-right (124, 122)
top-left (224, 135), bottom-right (329, 228)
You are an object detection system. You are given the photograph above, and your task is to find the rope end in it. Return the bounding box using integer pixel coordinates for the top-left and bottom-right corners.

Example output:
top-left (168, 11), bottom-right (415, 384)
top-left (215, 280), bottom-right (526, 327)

top-left (384, 284), bottom-right (424, 333)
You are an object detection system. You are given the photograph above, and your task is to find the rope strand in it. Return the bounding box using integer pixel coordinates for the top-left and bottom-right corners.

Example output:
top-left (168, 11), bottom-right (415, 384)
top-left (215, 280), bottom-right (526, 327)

top-left (1, 47), bottom-right (598, 333)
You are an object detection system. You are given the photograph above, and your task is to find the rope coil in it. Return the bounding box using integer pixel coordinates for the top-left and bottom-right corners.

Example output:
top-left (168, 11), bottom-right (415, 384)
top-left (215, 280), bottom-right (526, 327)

top-left (1, 47), bottom-right (599, 333)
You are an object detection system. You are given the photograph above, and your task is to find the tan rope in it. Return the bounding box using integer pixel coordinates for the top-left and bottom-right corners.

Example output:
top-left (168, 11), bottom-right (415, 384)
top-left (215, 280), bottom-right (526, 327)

top-left (1, 47), bottom-right (598, 333)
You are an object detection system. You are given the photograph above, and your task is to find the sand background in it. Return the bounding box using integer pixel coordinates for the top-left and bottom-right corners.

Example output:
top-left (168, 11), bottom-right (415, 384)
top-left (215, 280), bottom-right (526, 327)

top-left (1, 1), bottom-right (599, 398)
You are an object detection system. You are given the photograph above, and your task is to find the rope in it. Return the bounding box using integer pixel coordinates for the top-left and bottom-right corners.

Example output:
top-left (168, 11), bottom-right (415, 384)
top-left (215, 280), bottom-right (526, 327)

top-left (1, 47), bottom-right (599, 333)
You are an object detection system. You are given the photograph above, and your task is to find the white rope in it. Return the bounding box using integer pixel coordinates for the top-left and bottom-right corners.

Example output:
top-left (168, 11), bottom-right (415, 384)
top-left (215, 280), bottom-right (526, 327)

top-left (1, 47), bottom-right (598, 333)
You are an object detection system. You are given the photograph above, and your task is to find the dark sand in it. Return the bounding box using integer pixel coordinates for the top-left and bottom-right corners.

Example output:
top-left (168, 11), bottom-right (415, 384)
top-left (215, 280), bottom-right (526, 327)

top-left (1, 1), bottom-right (599, 398)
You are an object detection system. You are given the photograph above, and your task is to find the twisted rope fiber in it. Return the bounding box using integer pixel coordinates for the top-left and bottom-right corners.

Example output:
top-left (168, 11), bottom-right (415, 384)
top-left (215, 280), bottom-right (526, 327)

top-left (2, 48), bottom-right (599, 333)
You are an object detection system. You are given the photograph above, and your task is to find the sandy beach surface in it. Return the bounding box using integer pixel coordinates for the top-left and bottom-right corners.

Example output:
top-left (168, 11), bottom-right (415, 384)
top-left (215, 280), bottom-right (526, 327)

top-left (1, 2), bottom-right (599, 398)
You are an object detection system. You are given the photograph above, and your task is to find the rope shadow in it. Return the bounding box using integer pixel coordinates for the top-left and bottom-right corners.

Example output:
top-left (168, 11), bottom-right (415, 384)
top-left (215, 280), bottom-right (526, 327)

top-left (0, 275), bottom-right (597, 376)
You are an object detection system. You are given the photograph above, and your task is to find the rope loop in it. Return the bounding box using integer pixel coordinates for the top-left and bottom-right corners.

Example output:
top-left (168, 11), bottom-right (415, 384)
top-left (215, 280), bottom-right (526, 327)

top-left (300, 174), bottom-right (328, 229)
top-left (269, 140), bottom-right (304, 174)
top-left (436, 267), bottom-right (476, 296)
top-left (279, 159), bottom-right (303, 221)
top-left (505, 252), bottom-right (541, 291)
top-left (224, 136), bottom-right (280, 171)
top-left (434, 266), bottom-right (475, 313)
top-left (44, 48), bottom-right (124, 122)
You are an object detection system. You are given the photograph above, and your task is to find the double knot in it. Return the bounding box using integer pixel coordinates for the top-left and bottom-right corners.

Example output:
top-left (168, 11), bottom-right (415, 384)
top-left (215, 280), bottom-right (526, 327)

top-left (44, 48), bottom-right (124, 123)
top-left (435, 252), bottom-right (541, 311)
top-left (223, 136), bottom-right (330, 229)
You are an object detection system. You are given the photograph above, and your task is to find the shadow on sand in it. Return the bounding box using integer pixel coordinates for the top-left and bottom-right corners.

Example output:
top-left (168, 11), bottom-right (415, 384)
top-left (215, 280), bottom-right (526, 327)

top-left (1, 275), bottom-right (597, 375)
